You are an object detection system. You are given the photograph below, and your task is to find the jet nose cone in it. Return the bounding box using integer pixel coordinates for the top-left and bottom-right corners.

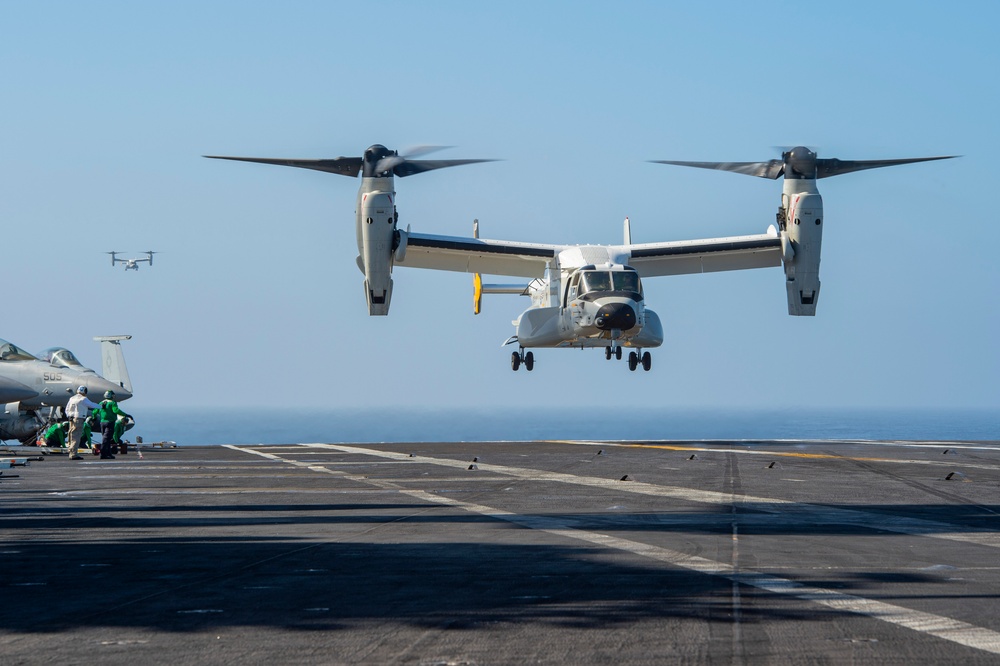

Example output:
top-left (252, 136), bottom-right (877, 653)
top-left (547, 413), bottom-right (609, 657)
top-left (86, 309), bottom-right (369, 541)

top-left (0, 376), bottom-right (37, 403)
top-left (85, 376), bottom-right (133, 401)
top-left (594, 303), bottom-right (637, 331)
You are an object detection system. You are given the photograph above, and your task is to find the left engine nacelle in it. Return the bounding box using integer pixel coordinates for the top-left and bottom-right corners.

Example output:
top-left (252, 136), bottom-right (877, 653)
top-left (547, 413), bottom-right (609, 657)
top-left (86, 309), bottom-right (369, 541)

top-left (359, 192), bottom-right (396, 315)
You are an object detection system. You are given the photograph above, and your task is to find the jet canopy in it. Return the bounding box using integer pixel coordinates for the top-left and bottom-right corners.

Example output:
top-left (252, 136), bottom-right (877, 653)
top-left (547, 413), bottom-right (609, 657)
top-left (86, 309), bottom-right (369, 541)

top-left (38, 347), bottom-right (85, 368)
top-left (0, 339), bottom-right (38, 362)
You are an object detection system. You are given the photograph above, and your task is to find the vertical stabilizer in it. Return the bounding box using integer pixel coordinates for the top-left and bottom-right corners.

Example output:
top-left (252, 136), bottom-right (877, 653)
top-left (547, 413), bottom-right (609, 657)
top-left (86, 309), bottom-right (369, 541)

top-left (93, 335), bottom-right (133, 394)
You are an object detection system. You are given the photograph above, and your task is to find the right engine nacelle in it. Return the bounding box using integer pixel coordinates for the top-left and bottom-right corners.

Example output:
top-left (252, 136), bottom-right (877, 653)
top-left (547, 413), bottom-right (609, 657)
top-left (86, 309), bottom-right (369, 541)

top-left (782, 192), bottom-right (823, 316)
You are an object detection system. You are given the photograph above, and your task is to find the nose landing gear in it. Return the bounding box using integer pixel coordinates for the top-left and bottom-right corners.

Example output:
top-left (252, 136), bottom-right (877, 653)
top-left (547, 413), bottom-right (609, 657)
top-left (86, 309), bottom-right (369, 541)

top-left (511, 348), bottom-right (534, 371)
top-left (604, 345), bottom-right (623, 361)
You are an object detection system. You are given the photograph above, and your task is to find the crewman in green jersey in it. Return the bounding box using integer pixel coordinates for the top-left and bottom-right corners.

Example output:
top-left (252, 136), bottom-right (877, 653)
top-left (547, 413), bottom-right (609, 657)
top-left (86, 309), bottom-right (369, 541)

top-left (40, 421), bottom-right (69, 448)
top-left (93, 390), bottom-right (132, 460)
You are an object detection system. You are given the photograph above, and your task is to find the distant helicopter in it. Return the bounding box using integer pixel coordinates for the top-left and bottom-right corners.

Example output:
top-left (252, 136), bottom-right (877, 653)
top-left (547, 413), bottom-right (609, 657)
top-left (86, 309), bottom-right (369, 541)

top-left (107, 251), bottom-right (157, 270)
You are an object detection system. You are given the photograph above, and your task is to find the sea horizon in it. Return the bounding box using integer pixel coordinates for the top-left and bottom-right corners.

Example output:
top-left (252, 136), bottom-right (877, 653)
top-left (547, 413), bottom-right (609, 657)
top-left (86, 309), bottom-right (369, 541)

top-left (127, 406), bottom-right (1000, 447)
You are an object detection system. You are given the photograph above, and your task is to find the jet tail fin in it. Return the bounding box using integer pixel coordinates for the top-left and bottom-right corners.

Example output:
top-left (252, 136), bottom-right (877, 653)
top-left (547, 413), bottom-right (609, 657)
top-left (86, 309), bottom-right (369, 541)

top-left (93, 335), bottom-right (133, 394)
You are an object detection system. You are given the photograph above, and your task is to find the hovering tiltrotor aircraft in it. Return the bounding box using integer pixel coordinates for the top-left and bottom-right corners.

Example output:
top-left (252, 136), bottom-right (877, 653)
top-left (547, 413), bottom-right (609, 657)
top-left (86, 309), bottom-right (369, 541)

top-left (206, 145), bottom-right (953, 372)
top-left (0, 336), bottom-right (133, 442)
top-left (108, 250), bottom-right (157, 270)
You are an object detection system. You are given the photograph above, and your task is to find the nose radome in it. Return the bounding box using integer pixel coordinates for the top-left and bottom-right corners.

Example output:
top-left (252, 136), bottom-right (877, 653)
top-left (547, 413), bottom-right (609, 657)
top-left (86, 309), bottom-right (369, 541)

top-left (594, 303), bottom-right (636, 331)
top-left (86, 376), bottom-right (133, 401)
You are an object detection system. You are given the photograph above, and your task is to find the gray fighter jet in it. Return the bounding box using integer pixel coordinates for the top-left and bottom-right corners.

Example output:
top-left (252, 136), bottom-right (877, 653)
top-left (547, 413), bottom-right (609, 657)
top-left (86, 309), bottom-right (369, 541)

top-left (0, 337), bottom-right (133, 442)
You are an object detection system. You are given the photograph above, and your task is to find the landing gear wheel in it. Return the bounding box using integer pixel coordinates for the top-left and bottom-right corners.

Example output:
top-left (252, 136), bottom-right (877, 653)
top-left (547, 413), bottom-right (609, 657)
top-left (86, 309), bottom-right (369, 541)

top-left (524, 351), bottom-right (534, 371)
top-left (511, 352), bottom-right (521, 371)
top-left (641, 351), bottom-right (652, 371)
top-left (628, 351), bottom-right (638, 371)
top-left (605, 346), bottom-right (613, 360)
top-left (615, 346), bottom-right (623, 360)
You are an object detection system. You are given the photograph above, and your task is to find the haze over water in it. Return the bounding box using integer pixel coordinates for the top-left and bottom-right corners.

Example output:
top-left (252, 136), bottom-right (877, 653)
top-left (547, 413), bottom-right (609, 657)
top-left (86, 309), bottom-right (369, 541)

top-left (135, 408), bottom-right (999, 447)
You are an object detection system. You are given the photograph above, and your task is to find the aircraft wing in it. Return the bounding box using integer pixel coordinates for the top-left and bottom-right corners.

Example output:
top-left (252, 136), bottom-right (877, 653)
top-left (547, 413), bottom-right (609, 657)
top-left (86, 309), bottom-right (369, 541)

top-left (626, 232), bottom-right (782, 277)
top-left (398, 232), bottom-right (559, 278)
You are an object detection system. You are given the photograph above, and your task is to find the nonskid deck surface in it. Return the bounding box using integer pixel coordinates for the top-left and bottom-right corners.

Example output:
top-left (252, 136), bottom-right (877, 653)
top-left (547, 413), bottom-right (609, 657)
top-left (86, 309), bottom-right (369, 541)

top-left (3, 438), bottom-right (1000, 665)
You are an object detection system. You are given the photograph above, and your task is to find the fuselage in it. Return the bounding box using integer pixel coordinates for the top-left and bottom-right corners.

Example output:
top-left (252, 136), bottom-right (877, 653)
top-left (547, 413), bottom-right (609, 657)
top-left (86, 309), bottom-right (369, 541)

top-left (514, 248), bottom-right (664, 350)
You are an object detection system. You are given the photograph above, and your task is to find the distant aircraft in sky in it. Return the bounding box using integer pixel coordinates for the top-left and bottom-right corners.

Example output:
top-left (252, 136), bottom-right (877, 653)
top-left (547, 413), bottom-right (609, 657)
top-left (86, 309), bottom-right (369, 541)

top-left (107, 250), bottom-right (157, 270)
top-left (207, 145), bottom-right (954, 372)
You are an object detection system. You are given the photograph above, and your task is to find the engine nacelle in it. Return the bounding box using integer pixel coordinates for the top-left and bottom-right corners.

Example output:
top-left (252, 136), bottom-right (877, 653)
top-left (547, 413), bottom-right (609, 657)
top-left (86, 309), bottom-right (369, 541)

top-left (359, 191), bottom-right (396, 315)
top-left (782, 192), bottom-right (823, 316)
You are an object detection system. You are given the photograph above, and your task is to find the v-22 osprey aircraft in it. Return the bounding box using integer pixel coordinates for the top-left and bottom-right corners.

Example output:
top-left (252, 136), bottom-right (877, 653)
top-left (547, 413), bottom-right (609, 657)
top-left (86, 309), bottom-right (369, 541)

top-left (107, 251), bottom-right (157, 270)
top-left (206, 145), bottom-right (954, 372)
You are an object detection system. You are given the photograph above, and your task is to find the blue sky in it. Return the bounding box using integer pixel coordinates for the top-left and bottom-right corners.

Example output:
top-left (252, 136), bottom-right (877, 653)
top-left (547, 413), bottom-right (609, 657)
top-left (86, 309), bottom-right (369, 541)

top-left (1, 2), bottom-right (996, 412)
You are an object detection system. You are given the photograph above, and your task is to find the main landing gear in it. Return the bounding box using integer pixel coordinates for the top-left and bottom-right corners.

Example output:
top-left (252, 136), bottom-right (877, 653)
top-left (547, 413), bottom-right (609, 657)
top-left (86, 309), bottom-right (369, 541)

top-left (605, 346), bottom-right (651, 372)
top-left (511, 348), bottom-right (534, 371)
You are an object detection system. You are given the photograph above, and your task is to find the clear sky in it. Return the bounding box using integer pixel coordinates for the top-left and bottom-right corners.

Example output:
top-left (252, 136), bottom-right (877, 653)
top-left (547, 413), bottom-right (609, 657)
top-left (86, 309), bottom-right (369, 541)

top-left (1, 2), bottom-right (996, 412)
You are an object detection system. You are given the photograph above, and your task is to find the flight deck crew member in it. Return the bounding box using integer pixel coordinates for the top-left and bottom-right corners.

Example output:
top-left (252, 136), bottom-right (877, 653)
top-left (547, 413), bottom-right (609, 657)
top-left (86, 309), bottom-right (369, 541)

top-left (82, 416), bottom-right (96, 452)
top-left (41, 421), bottom-right (69, 449)
top-left (65, 386), bottom-right (99, 460)
top-left (113, 415), bottom-right (132, 454)
top-left (94, 390), bottom-right (131, 460)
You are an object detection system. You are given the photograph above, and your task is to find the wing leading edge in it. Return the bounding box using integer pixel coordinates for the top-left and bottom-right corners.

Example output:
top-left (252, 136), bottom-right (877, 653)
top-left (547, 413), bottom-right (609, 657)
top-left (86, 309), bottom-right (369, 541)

top-left (399, 232), bottom-right (559, 278)
top-left (397, 230), bottom-right (781, 279)
top-left (626, 233), bottom-right (782, 277)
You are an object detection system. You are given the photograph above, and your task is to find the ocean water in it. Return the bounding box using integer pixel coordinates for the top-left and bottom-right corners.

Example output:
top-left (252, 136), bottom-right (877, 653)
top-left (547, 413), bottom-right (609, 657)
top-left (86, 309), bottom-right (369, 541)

top-left (131, 407), bottom-right (1000, 446)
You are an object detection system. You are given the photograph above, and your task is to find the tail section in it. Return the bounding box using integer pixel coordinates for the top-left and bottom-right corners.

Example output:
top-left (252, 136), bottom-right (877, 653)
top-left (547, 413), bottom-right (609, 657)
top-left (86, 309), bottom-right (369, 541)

top-left (93, 335), bottom-right (133, 394)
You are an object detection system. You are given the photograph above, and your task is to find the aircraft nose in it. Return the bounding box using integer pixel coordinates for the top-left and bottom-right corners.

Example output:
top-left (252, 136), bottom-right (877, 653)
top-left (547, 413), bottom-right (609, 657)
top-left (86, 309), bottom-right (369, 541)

top-left (594, 302), bottom-right (637, 331)
top-left (0, 376), bottom-right (37, 403)
top-left (85, 376), bottom-right (133, 401)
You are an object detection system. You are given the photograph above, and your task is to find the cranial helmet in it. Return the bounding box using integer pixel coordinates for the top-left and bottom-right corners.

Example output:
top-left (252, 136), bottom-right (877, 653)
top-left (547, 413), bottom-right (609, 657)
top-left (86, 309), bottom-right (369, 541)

top-left (77, 386), bottom-right (88, 395)
top-left (104, 390), bottom-right (115, 399)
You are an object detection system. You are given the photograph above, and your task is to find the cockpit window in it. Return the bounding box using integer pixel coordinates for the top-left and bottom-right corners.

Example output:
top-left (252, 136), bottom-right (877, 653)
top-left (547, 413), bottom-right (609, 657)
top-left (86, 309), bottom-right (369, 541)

top-left (578, 270), bottom-right (642, 297)
top-left (39, 347), bottom-right (83, 368)
top-left (0, 340), bottom-right (38, 361)
top-left (613, 271), bottom-right (642, 294)
top-left (580, 271), bottom-right (612, 294)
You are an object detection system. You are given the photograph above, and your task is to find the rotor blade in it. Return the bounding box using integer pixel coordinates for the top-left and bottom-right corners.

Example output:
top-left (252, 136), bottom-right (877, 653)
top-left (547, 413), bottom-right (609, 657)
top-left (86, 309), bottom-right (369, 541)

top-left (650, 159), bottom-right (785, 180)
top-left (400, 144), bottom-right (453, 158)
top-left (393, 158), bottom-right (499, 178)
top-left (203, 155), bottom-right (363, 177)
top-left (815, 155), bottom-right (958, 178)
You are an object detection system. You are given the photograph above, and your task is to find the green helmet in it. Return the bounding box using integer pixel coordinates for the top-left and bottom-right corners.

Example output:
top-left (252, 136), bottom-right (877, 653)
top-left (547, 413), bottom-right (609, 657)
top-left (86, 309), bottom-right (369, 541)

top-left (104, 390), bottom-right (115, 400)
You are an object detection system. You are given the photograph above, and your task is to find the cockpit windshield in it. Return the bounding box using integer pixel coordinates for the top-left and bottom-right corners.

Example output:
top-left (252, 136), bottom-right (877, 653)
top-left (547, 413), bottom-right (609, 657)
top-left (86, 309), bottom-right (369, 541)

top-left (613, 271), bottom-right (641, 293)
top-left (580, 271), bottom-right (612, 294)
top-left (38, 347), bottom-right (84, 368)
top-left (0, 339), bottom-right (38, 362)
top-left (578, 270), bottom-right (643, 297)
